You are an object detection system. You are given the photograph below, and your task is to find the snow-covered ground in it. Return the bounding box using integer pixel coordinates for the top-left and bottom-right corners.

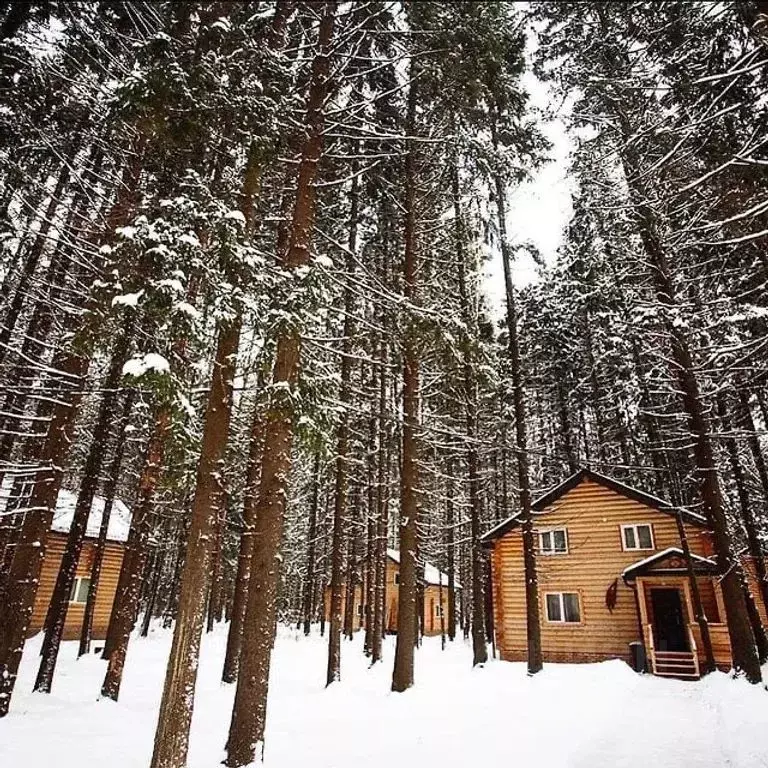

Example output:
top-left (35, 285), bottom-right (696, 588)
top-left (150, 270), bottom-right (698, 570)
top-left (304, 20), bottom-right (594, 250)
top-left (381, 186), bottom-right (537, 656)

top-left (2, 625), bottom-right (768, 768)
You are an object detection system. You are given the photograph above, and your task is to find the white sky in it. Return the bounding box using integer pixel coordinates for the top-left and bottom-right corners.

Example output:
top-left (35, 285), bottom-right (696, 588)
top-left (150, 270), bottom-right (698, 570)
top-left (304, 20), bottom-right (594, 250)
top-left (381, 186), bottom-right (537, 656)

top-left (481, 65), bottom-right (574, 320)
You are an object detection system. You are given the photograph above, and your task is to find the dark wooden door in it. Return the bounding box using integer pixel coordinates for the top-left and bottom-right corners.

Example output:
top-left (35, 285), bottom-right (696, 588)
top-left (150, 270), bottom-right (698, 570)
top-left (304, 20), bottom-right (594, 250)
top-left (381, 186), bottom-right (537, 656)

top-left (651, 588), bottom-right (688, 652)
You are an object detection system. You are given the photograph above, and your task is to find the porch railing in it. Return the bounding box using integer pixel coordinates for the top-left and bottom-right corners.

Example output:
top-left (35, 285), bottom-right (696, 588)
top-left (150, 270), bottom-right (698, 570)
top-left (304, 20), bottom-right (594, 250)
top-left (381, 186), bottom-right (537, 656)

top-left (646, 624), bottom-right (656, 674)
top-left (686, 624), bottom-right (700, 678)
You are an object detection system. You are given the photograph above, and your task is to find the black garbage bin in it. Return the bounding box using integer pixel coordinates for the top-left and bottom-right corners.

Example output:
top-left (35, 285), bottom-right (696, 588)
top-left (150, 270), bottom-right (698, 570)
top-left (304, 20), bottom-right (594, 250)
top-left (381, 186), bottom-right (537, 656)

top-left (629, 641), bottom-right (647, 672)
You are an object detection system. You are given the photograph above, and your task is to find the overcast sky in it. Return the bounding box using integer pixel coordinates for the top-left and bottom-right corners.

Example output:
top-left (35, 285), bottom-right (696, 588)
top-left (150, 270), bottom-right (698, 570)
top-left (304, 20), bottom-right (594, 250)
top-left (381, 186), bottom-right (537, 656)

top-left (481, 63), bottom-right (575, 319)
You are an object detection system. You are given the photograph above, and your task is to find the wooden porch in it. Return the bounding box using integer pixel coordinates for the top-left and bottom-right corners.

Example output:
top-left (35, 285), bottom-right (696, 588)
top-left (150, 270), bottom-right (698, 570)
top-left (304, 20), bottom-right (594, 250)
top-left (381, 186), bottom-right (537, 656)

top-left (636, 575), bottom-right (731, 678)
top-left (623, 548), bottom-right (732, 679)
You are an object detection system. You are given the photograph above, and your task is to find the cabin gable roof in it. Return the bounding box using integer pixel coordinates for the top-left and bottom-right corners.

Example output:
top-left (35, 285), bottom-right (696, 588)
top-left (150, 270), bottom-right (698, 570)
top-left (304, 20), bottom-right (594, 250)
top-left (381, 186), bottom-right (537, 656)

top-left (481, 468), bottom-right (708, 546)
top-left (386, 548), bottom-right (460, 588)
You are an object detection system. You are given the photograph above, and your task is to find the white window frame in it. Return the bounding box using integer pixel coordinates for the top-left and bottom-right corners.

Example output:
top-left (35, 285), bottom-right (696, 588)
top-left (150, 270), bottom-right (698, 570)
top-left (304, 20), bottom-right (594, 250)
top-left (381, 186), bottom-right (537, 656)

top-left (621, 523), bottom-right (654, 551)
top-left (539, 527), bottom-right (569, 555)
top-left (69, 576), bottom-right (90, 604)
top-left (544, 591), bottom-right (582, 624)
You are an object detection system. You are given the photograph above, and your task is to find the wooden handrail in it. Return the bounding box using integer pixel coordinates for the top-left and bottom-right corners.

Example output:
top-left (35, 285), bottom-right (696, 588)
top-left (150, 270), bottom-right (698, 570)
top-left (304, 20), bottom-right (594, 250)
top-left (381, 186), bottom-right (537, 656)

top-left (687, 623), bottom-right (700, 678)
top-left (646, 624), bottom-right (656, 674)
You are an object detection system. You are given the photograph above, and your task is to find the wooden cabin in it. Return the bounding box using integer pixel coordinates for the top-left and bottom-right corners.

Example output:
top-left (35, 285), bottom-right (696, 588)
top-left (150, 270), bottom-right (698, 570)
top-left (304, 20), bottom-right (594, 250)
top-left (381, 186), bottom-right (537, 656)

top-left (27, 489), bottom-right (131, 641)
top-left (323, 549), bottom-right (459, 637)
top-left (482, 469), bottom-right (768, 678)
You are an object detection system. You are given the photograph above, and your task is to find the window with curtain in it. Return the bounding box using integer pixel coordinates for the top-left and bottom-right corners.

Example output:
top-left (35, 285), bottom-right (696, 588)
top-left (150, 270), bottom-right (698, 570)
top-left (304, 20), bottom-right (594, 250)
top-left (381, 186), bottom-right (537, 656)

top-left (545, 592), bottom-right (581, 623)
top-left (621, 523), bottom-right (654, 551)
top-left (539, 528), bottom-right (568, 555)
top-left (69, 577), bottom-right (91, 604)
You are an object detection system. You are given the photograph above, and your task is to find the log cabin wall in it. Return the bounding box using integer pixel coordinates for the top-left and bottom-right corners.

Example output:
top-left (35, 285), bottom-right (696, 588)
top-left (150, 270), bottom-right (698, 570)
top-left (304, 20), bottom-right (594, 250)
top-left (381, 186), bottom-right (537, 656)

top-left (324, 558), bottom-right (453, 637)
top-left (28, 532), bottom-right (124, 641)
top-left (490, 478), bottom-right (712, 664)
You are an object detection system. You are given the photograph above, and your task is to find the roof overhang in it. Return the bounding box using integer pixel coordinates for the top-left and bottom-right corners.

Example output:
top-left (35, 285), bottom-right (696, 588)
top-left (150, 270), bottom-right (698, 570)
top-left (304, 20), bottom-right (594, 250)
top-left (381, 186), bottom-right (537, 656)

top-left (481, 468), bottom-right (709, 547)
top-left (621, 547), bottom-right (719, 583)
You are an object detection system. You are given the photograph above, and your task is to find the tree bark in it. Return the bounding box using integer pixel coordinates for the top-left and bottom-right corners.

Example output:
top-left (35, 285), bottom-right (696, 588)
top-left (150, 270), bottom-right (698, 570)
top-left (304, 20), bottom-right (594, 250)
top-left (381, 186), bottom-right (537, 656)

top-left (326, 160), bottom-right (358, 685)
top-left (493, 142), bottom-right (543, 676)
top-left (392, 65), bottom-right (420, 693)
top-left (617, 128), bottom-right (761, 681)
top-left (0, 349), bottom-right (89, 716)
top-left (446, 455), bottom-right (456, 642)
top-left (34, 327), bottom-right (132, 692)
top-left (222, 397), bottom-right (265, 683)
top-left (148, 313), bottom-right (240, 768)
top-left (101, 404), bottom-right (169, 666)
top-left (224, 5), bottom-right (337, 762)
top-left (371, 335), bottom-right (389, 663)
top-left (452, 161), bottom-right (487, 666)
top-left (718, 393), bottom-right (768, 657)
top-left (0, 156), bottom-right (72, 366)
top-left (300, 453), bottom-right (321, 637)
top-left (78, 389), bottom-right (134, 657)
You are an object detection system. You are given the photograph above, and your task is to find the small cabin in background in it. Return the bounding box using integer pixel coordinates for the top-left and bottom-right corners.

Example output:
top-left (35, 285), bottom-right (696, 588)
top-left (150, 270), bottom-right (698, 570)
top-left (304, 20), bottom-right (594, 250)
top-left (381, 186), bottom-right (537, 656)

top-left (27, 489), bottom-right (131, 640)
top-left (324, 549), bottom-right (460, 637)
top-left (482, 469), bottom-right (768, 678)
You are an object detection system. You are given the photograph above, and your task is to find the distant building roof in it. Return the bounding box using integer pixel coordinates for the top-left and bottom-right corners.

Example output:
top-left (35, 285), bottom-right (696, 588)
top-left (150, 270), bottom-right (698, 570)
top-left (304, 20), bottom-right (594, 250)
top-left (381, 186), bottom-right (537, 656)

top-left (386, 548), bottom-right (461, 589)
top-left (481, 468), bottom-right (708, 545)
top-left (50, 488), bottom-right (131, 543)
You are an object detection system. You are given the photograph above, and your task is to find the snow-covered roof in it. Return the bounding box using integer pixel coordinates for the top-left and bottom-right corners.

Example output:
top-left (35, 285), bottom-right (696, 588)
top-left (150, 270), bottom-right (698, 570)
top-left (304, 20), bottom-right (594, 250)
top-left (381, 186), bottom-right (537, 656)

top-left (621, 547), bottom-right (717, 581)
top-left (386, 549), bottom-right (461, 589)
top-left (50, 488), bottom-right (132, 543)
top-left (481, 468), bottom-right (708, 545)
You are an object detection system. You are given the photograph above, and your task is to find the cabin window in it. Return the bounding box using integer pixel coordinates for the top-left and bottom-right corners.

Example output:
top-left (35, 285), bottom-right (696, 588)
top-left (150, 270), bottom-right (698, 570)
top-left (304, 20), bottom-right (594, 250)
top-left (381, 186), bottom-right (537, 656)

top-left (539, 528), bottom-right (568, 555)
top-left (621, 523), bottom-right (654, 551)
top-left (394, 573), bottom-right (400, 585)
top-left (545, 592), bottom-right (581, 623)
top-left (435, 604), bottom-right (443, 618)
top-left (69, 576), bottom-right (91, 604)
top-left (357, 603), bottom-right (366, 617)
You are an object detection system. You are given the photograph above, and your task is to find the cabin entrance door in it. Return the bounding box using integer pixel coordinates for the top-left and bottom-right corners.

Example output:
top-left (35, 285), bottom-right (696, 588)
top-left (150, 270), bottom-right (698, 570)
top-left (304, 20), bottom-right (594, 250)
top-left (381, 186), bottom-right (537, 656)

top-left (650, 588), bottom-right (688, 652)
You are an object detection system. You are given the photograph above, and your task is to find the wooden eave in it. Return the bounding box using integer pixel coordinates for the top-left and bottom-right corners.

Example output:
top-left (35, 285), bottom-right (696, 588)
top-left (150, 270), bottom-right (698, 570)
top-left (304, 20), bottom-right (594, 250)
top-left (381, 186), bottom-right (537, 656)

top-left (621, 547), bottom-right (719, 583)
top-left (481, 468), bottom-right (709, 547)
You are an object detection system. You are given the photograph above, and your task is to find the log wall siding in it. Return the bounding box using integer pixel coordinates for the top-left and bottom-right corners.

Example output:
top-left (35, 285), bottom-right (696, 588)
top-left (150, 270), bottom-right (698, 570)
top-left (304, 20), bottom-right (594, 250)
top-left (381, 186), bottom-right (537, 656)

top-left (490, 478), bottom-right (715, 665)
top-left (324, 559), bottom-right (453, 637)
top-left (28, 533), bottom-right (124, 641)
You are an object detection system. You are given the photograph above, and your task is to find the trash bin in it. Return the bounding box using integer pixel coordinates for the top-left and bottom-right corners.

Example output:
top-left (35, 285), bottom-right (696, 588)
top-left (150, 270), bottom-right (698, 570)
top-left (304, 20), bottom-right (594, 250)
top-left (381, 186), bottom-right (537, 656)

top-left (629, 641), bottom-right (647, 673)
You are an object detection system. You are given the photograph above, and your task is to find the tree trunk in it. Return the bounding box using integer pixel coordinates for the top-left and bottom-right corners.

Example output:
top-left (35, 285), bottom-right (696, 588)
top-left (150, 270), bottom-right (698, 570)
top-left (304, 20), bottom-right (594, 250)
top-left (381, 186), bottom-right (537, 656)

top-left (371, 335), bottom-right (389, 663)
top-left (718, 392), bottom-right (768, 658)
top-left (224, 5), bottom-right (337, 763)
top-left (0, 156), bottom-right (72, 366)
top-left (140, 547), bottom-right (164, 638)
top-left (34, 327), bottom-right (132, 692)
top-left (301, 453), bottom-right (321, 637)
top-left (101, 405), bottom-right (169, 665)
top-left (446, 456), bottom-right (456, 642)
top-left (0, 350), bottom-right (89, 716)
top-left (222, 397), bottom-right (265, 683)
top-left (326, 160), bottom-right (358, 686)
top-left (452, 161), bottom-right (487, 666)
top-left (363, 403), bottom-right (377, 655)
top-left (493, 143), bottom-right (543, 676)
top-left (618, 127), bottom-right (761, 682)
top-left (206, 492), bottom-right (229, 634)
top-left (392, 65), bottom-right (420, 694)
top-left (148, 314), bottom-right (240, 768)
top-left (79, 390), bottom-right (134, 657)
top-left (738, 390), bottom-right (768, 509)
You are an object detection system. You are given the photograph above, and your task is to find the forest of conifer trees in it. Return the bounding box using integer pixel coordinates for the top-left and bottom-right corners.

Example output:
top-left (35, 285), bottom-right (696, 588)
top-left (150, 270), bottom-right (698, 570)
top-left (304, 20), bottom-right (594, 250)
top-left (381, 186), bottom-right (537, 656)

top-left (1, 3), bottom-right (767, 768)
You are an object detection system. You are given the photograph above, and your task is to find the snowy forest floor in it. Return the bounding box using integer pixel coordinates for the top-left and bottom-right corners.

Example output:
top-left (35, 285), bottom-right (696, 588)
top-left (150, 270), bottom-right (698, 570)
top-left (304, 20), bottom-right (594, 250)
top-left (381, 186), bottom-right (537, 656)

top-left (2, 625), bottom-right (768, 768)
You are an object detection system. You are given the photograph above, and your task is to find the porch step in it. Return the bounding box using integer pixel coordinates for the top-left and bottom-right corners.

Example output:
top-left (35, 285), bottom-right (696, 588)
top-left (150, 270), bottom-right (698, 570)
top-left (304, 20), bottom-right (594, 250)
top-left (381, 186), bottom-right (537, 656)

top-left (653, 651), bottom-right (699, 679)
